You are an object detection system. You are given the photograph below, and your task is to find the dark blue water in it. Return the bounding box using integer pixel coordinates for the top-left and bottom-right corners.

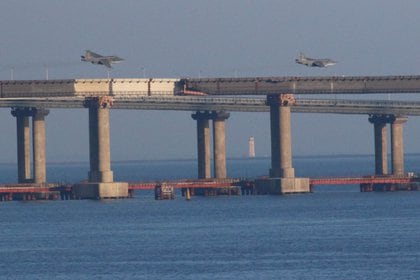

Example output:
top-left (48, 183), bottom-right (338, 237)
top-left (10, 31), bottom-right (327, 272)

top-left (1, 156), bottom-right (419, 279)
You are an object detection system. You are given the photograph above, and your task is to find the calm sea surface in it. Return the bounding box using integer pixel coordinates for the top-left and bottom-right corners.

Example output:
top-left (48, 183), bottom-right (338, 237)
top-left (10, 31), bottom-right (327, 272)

top-left (0, 155), bottom-right (419, 279)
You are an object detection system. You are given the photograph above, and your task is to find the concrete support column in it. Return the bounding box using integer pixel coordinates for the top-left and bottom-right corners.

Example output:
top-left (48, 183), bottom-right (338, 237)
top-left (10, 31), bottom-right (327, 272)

top-left (368, 115), bottom-right (393, 175)
top-left (391, 116), bottom-right (407, 176)
top-left (11, 108), bottom-right (32, 183)
top-left (87, 101), bottom-right (114, 183)
top-left (255, 94), bottom-right (309, 195)
top-left (73, 97), bottom-right (128, 199)
top-left (267, 95), bottom-right (295, 178)
top-left (192, 111), bottom-right (212, 179)
top-left (211, 111), bottom-right (230, 179)
top-left (32, 108), bottom-right (49, 184)
top-left (88, 105), bottom-right (99, 181)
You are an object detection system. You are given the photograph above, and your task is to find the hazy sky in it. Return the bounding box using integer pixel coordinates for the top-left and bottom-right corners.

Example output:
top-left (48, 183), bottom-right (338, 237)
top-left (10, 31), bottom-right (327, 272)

top-left (0, 0), bottom-right (420, 164)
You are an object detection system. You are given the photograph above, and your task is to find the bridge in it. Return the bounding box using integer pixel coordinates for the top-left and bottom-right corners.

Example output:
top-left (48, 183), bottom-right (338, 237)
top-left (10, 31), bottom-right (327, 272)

top-left (2, 75), bottom-right (420, 97)
top-left (183, 75), bottom-right (420, 95)
top-left (3, 96), bottom-right (420, 116)
top-left (1, 75), bottom-right (420, 199)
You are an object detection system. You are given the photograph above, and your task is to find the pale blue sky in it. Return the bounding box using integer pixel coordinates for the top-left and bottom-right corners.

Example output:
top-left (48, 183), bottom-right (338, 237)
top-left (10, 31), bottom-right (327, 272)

top-left (0, 0), bottom-right (419, 163)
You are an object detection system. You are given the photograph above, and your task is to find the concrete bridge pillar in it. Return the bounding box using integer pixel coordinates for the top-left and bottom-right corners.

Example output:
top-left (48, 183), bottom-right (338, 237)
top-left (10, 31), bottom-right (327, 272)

top-left (73, 97), bottom-right (128, 199)
top-left (192, 111), bottom-right (212, 179)
top-left (267, 95), bottom-right (295, 178)
top-left (368, 114), bottom-right (393, 175)
top-left (11, 108), bottom-right (32, 183)
top-left (391, 116), bottom-right (407, 176)
top-left (86, 100), bottom-right (113, 183)
top-left (211, 111), bottom-right (230, 179)
top-left (255, 94), bottom-right (309, 194)
top-left (32, 108), bottom-right (49, 184)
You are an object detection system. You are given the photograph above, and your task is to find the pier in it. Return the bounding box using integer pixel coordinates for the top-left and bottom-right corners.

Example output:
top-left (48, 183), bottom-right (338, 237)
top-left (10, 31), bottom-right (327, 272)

top-left (1, 75), bottom-right (420, 200)
top-left (1, 175), bottom-right (418, 201)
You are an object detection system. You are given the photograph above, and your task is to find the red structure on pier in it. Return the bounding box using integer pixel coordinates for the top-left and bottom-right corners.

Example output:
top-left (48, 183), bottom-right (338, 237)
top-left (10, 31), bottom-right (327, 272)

top-left (309, 176), bottom-right (420, 192)
top-left (0, 176), bottom-right (418, 202)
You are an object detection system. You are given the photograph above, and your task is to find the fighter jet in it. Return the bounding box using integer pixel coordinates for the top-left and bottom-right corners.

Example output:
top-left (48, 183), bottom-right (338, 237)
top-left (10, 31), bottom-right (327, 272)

top-left (81, 50), bottom-right (123, 68)
top-left (295, 53), bottom-right (336, 67)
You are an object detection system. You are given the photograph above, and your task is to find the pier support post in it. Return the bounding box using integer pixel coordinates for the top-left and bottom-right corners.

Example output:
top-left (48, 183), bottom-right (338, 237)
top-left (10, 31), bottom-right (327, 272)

top-left (211, 111), bottom-right (230, 179)
top-left (73, 97), bottom-right (128, 199)
top-left (268, 95), bottom-right (295, 178)
top-left (256, 94), bottom-right (309, 194)
top-left (11, 108), bottom-right (32, 183)
top-left (32, 108), bottom-right (49, 184)
top-left (192, 111), bottom-right (212, 179)
top-left (391, 116), bottom-right (407, 176)
top-left (87, 102), bottom-right (113, 183)
top-left (368, 115), bottom-right (393, 175)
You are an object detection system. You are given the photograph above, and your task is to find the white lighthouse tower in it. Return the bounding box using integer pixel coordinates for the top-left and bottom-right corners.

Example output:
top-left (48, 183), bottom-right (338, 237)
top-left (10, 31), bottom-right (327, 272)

top-left (248, 136), bottom-right (255, 158)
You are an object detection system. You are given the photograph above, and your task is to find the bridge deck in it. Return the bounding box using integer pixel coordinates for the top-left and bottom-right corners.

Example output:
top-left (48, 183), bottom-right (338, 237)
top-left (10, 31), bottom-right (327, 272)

top-left (3, 96), bottom-right (420, 115)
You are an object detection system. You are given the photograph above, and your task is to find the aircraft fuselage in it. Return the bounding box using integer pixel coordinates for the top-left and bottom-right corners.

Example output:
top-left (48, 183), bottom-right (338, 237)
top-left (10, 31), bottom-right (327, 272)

top-left (295, 53), bottom-right (336, 68)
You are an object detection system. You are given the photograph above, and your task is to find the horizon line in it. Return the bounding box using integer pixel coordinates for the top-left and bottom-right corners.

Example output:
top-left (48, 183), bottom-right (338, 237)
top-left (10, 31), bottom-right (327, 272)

top-left (2, 152), bottom-right (420, 165)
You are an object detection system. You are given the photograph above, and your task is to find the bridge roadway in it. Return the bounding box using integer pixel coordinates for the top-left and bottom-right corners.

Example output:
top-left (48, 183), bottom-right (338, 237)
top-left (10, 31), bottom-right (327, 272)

top-left (3, 96), bottom-right (420, 115)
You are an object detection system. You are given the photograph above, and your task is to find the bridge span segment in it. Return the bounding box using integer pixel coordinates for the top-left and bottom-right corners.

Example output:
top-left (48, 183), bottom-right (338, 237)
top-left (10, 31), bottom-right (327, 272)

top-left (2, 75), bottom-right (420, 197)
top-left (3, 97), bottom-right (420, 116)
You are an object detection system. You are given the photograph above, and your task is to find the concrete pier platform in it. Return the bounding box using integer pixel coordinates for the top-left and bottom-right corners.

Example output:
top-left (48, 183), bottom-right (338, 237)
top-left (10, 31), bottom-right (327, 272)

top-left (255, 177), bottom-right (310, 194)
top-left (72, 182), bottom-right (129, 199)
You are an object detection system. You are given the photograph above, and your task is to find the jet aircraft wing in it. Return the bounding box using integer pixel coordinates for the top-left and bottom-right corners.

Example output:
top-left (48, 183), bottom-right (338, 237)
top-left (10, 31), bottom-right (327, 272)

top-left (312, 60), bottom-right (326, 67)
top-left (87, 50), bottom-right (101, 58)
top-left (100, 59), bottom-right (112, 68)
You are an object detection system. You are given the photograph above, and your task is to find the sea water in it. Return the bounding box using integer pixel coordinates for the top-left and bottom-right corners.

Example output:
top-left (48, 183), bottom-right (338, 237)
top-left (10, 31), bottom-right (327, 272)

top-left (0, 155), bottom-right (419, 279)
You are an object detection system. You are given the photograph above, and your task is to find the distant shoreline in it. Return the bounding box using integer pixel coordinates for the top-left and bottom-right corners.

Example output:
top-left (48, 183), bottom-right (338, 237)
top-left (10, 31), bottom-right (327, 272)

top-left (2, 153), bottom-right (420, 166)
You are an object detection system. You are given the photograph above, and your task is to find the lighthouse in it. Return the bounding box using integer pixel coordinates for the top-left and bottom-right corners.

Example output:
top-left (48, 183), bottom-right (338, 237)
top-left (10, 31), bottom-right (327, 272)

top-left (248, 136), bottom-right (255, 158)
